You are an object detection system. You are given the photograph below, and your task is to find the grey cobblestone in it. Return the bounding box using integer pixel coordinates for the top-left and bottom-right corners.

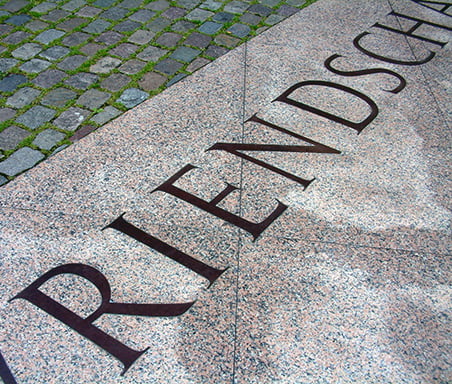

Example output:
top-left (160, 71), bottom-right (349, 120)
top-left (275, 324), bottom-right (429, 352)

top-left (137, 46), bottom-right (167, 62)
top-left (146, 0), bottom-right (169, 11)
top-left (32, 129), bottom-right (66, 150)
top-left (0, 74), bottom-right (28, 92)
top-left (90, 56), bottom-right (122, 73)
top-left (77, 89), bottom-right (111, 110)
top-left (0, 175), bottom-right (7, 185)
top-left (117, 88), bottom-right (148, 109)
top-left (101, 73), bottom-right (130, 91)
top-left (0, 108), bottom-right (16, 122)
top-left (19, 58), bottom-right (51, 73)
top-left (16, 106), bottom-right (56, 130)
top-left (57, 55), bottom-right (87, 70)
top-left (53, 107), bottom-right (90, 131)
top-left (33, 69), bottom-right (67, 88)
top-left (6, 87), bottom-right (40, 108)
top-left (0, 125), bottom-right (29, 150)
top-left (171, 46), bottom-right (200, 62)
top-left (129, 9), bottom-right (154, 22)
top-left (41, 88), bottom-right (77, 107)
top-left (6, 14), bottom-right (31, 25)
top-left (0, 58), bottom-right (18, 72)
top-left (35, 29), bottom-right (65, 44)
top-left (30, 0), bottom-right (57, 12)
top-left (1, 0), bottom-right (27, 13)
top-left (91, 106), bottom-right (121, 125)
top-left (64, 72), bottom-right (99, 89)
top-left (138, 71), bottom-right (167, 91)
top-left (198, 21), bottom-right (222, 34)
top-left (83, 19), bottom-right (111, 34)
top-left (39, 46), bottom-right (70, 61)
top-left (0, 147), bottom-right (44, 177)
top-left (118, 59), bottom-right (145, 75)
top-left (227, 23), bottom-right (251, 37)
top-left (154, 58), bottom-right (183, 75)
top-left (77, 6), bottom-right (102, 17)
top-left (186, 8), bottom-right (213, 21)
top-left (4, 31), bottom-right (31, 45)
top-left (101, 7), bottom-right (129, 21)
top-left (128, 30), bottom-right (154, 45)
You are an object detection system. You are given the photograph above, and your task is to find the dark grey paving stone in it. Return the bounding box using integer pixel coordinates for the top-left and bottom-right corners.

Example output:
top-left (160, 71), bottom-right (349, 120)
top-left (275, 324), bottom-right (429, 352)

top-left (0, 74), bottom-right (28, 92)
top-left (137, 46), bottom-right (167, 61)
top-left (1, 0), bottom-right (27, 12)
top-left (0, 108), bottom-right (16, 122)
top-left (277, 4), bottom-right (299, 16)
top-left (95, 31), bottom-right (123, 45)
top-left (118, 0), bottom-right (142, 9)
top-left (83, 19), bottom-right (111, 34)
top-left (91, 106), bottom-right (120, 125)
top-left (41, 88), bottom-right (77, 107)
top-left (110, 43), bottom-right (138, 58)
top-left (116, 88), bottom-right (148, 108)
top-left (39, 46), bottom-right (70, 61)
top-left (6, 87), bottom-right (40, 108)
top-left (224, 1), bottom-right (249, 13)
top-left (0, 147), bottom-right (44, 176)
top-left (118, 59), bottom-right (145, 75)
top-left (265, 13), bottom-right (285, 25)
top-left (227, 23), bottom-right (251, 37)
top-left (198, 21), bottom-right (222, 34)
top-left (0, 175), bottom-right (7, 185)
top-left (33, 69), bottom-right (66, 88)
top-left (287, 0), bottom-right (306, 5)
top-left (240, 12), bottom-right (261, 25)
top-left (0, 10), bottom-right (10, 17)
top-left (57, 17), bottom-right (88, 31)
top-left (3, 31), bottom-right (30, 45)
top-left (175, 0), bottom-right (201, 9)
top-left (30, 2), bottom-right (58, 13)
top-left (128, 30), bottom-right (154, 45)
top-left (6, 14), bottom-right (31, 26)
top-left (146, 18), bottom-right (171, 32)
top-left (0, 25), bottom-right (13, 37)
top-left (0, 125), bottom-right (29, 150)
top-left (101, 73), bottom-right (130, 91)
top-left (35, 29), bottom-right (65, 44)
top-left (62, 0), bottom-right (87, 11)
top-left (212, 11), bottom-right (234, 23)
top-left (156, 32), bottom-right (182, 47)
top-left (186, 57), bottom-right (209, 72)
top-left (57, 55), bottom-right (87, 71)
top-left (171, 20), bottom-right (196, 32)
top-left (77, 6), bottom-right (102, 17)
top-left (145, 0), bottom-right (169, 11)
top-left (247, 4), bottom-right (273, 16)
top-left (138, 71), bottom-right (166, 91)
top-left (16, 106), bottom-right (56, 130)
top-left (204, 44), bottom-right (228, 58)
top-left (77, 89), bottom-right (111, 110)
top-left (12, 43), bottom-right (42, 60)
top-left (41, 9), bottom-right (70, 22)
top-left (64, 72), bottom-right (98, 89)
top-left (20, 59), bottom-right (51, 74)
top-left (129, 9), bottom-right (155, 22)
top-left (80, 43), bottom-right (103, 56)
top-left (53, 107), bottom-right (90, 131)
top-left (62, 31), bottom-right (90, 46)
top-left (0, 58), bottom-right (18, 72)
top-left (171, 46), bottom-right (200, 62)
top-left (184, 32), bottom-right (211, 48)
top-left (166, 72), bottom-right (186, 86)
top-left (154, 58), bottom-right (183, 75)
top-left (200, 0), bottom-right (222, 11)
top-left (113, 20), bottom-right (141, 32)
top-left (101, 6), bottom-right (128, 20)
top-left (26, 20), bottom-right (49, 32)
top-left (90, 56), bottom-right (121, 73)
top-left (186, 8), bottom-right (213, 21)
top-left (214, 33), bottom-right (240, 47)
top-left (32, 129), bottom-right (66, 150)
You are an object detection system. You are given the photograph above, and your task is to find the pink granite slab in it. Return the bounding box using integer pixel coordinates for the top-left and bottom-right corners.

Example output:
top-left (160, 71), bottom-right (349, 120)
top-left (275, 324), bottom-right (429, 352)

top-left (0, 0), bottom-right (450, 383)
top-left (0, 207), bottom-right (238, 383)
top-left (234, 238), bottom-right (451, 383)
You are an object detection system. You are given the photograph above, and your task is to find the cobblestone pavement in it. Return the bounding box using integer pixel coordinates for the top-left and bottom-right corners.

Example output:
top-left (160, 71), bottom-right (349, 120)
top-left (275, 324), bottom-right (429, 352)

top-left (0, 0), bottom-right (314, 186)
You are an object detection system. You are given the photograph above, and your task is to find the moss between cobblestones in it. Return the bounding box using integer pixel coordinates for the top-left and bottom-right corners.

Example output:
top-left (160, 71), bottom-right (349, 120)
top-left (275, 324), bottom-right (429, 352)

top-left (0, 0), bottom-right (318, 184)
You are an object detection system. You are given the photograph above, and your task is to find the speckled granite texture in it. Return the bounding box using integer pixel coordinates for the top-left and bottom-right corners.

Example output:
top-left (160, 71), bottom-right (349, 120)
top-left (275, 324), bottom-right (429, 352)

top-left (0, 0), bottom-right (451, 383)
